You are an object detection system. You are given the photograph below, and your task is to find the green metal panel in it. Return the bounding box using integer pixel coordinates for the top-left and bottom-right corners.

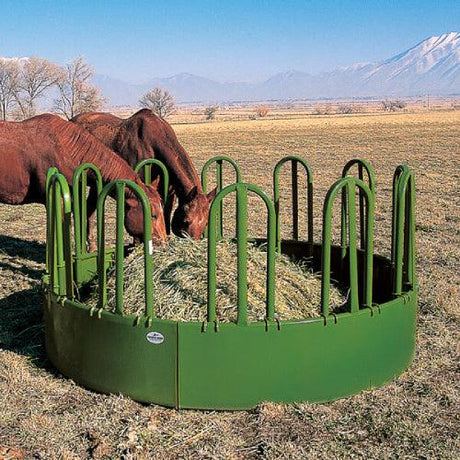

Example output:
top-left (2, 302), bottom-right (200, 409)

top-left (207, 183), bottom-right (276, 323)
top-left (273, 155), bottom-right (314, 252)
top-left (201, 155), bottom-right (242, 240)
top-left (134, 158), bottom-right (170, 204)
top-left (44, 296), bottom-right (178, 407)
top-left (45, 170), bottom-right (74, 298)
top-left (45, 167), bottom-right (59, 272)
top-left (177, 291), bottom-right (416, 410)
top-left (72, 163), bottom-right (103, 285)
top-left (342, 159), bottom-right (376, 250)
top-left (43, 240), bottom-right (417, 410)
top-left (321, 177), bottom-right (374, 315)
top-left (96, 180), bottom-right (154, 317)
top-left (391, 165), bottom-right (416, 295)
top-left (42, 162), bottom-right (418, 411)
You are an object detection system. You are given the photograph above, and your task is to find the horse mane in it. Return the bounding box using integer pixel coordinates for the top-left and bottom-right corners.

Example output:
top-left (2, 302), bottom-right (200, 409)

top-left (30, 114), bottom-right (137, 184)
top-left (121, 109), bottom-right (203, 195)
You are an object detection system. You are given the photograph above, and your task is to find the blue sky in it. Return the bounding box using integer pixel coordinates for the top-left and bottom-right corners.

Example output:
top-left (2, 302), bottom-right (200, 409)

top-left (0, 0), bottom-right (457, 83)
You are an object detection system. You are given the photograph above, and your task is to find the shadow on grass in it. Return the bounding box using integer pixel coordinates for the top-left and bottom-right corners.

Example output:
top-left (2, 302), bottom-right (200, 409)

top-left (0, 234), bottom-right (46, 264)
top-left (0, 287), bottom-right (51, 368)
top-left (0, 260), bottom-right (43, 281)
top-left (0, 234), bottom-right (52, 369)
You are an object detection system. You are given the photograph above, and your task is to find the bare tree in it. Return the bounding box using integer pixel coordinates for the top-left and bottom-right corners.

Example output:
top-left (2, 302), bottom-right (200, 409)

top-left (313, 103), bottom-right (332, 115)
top-left (14, 56), bottom-right (61, 119)
top-left (337, 104), bottom-right (354, 114)
top-left (393, 100), bottom-right (407, 110)
top-left (204, 105), bottom-right (218, 120)
top-left (381, 99), bottom-right (407, 112)
top-left (139, 87), bottom-right (176, 119)
top-left (254, 105), bottom-right (270, 117)
top-left (53, 56), bottom-right (105, 120)
top-left (0, 59), bottom-right (20, 120)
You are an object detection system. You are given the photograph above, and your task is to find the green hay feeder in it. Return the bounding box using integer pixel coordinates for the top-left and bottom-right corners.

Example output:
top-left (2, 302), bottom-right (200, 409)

top-left (43, 156), bottom-right (417, 410)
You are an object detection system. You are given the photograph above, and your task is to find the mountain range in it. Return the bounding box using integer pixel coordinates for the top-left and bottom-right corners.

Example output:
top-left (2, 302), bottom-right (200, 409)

top-left (94, 32), bottom-right (459, 105)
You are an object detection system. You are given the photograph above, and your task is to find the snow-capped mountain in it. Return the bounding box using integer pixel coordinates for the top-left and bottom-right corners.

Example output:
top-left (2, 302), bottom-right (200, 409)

top-left (95, 32), bottom-right (457, 104)
top-left (61, 32), bottom-right (460, 104)
top-left (354, 31), bottom-right (459, 95)
top-left (4, 33), bottom-right (458, 106)
top-left (255, 32), bottom-right (459, 99)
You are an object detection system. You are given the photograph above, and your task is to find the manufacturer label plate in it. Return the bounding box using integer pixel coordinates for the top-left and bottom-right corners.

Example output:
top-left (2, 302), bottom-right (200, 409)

top-left (146, 331), bottom-right (164, 344)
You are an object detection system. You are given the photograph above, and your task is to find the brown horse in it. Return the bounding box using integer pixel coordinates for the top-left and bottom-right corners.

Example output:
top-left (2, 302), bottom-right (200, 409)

top-left (0, 114), bottom-right (167, 246)
top-left (72, 109), bottom-right (216, 239)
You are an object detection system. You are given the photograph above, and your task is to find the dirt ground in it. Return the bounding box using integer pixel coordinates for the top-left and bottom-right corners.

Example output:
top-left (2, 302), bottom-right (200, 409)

top-left (0, 110), bottom-right (458, 459)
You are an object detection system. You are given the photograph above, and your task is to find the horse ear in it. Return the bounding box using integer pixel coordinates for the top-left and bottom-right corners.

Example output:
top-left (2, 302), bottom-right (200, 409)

top-left (186, 186), bottom-right (199, 202)
top-left (150, 175), bottom-right (161, 189)
top-left (206, 187), bottom-right (217, 202)
top-left (134, 176), bottom-right (145, 188)
top-left (125, 195), bottom-right (138, 209)
top-left (134, 175), bottom-right (160, 190)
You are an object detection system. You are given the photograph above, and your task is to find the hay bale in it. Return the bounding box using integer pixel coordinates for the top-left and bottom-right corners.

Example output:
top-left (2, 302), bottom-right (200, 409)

top-left (86, 237), bottom-right (346, 322)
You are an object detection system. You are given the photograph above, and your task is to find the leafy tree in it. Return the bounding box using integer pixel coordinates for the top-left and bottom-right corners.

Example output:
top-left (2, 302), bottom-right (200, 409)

top-left (139, 87), bottom-right (176, 119)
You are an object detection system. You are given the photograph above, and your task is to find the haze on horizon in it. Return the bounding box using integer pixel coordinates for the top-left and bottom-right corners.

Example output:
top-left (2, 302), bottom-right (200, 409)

top-left (0, 0), bottom-right (458, 84)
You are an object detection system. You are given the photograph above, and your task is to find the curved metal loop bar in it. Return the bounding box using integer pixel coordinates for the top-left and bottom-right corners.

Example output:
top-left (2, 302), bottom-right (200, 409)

top-left (207, 182), bottom-right (276, 325)
top-left (321, 177), bottom-right (374, 316)
top-left (96, 180), bottom-right (154, 318)
top-left (201, 155), bottom-right (243, 240)
top-left (45, 167), bottom-right (60, 205)
top-left (45, 167), bottom-right (60, 271)
top-left (201, 155), bottom-right (242, 192)
top-left (273, 155), bottom-right (314, 252)
top-left (342, 159), bottom-right (376, 191)
top-left (45, 170), bottom-right (73, 299)
top-left (72, 163), bottom-right (103, 262)
top-left (47, 172), bottom-right (72, 213)
top-left (391, 164), bottom-right (411, 265)
top-left (341, 159), bottom-right (376, 251)
top-left (134, 158), bottom-right (170, 204)
top-left (391, 165), bottom-right (416, 296)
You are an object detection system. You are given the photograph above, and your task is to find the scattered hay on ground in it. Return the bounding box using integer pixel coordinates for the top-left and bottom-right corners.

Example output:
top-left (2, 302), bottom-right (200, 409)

top-left (87, 237), bottom-right (346, 322)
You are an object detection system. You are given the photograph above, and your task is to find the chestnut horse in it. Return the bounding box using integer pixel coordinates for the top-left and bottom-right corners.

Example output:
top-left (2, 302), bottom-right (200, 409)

top-left (0, 114), bottom-right (167, 246)
top-left (72, 109), bottom-right (216, 239)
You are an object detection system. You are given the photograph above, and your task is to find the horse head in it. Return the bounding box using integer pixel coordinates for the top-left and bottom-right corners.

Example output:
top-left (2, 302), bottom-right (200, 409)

top-left (125, 176), bottom-right (167, 244)
top-left (171, 186), bottom-right (217, 239)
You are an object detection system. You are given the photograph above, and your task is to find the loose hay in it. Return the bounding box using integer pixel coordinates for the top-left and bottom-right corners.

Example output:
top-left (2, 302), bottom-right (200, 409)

top-left (87, 237), bottom-right (346, 322)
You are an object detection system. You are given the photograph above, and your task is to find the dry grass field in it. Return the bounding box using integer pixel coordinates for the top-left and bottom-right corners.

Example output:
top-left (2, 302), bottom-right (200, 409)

top-left (0, 110), bottom-right (459, 459)
top-left (113, 96), bottom-right (458, 124)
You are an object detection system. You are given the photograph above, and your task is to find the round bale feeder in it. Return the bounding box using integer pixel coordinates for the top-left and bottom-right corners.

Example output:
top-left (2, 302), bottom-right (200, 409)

top-left (43, 156), bottom-right (417, 410)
